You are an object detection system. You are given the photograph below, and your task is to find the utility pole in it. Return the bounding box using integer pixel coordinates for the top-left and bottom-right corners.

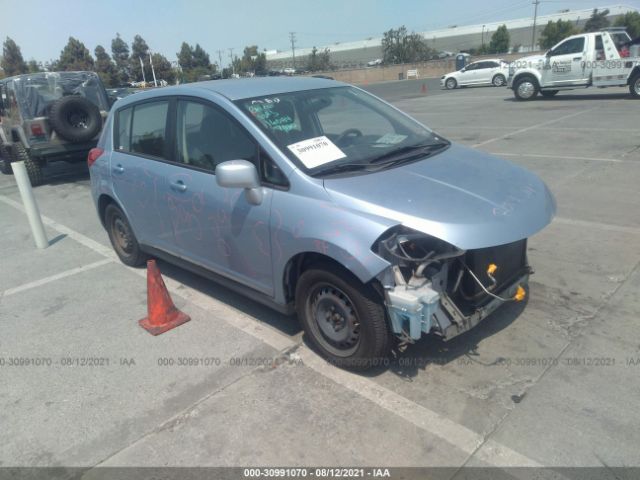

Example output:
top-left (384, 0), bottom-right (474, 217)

top-left (216, 49), bottom-right (224, 72)
top-left (531, 0), bottom-right (540, 52)
top-left (289, 32), bottom-right (296, 69)
top-left (228, 48), bottom-right (235, 75)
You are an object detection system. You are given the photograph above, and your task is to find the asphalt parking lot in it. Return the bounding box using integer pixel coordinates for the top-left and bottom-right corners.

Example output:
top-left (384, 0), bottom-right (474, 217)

top-left (1, 81), bottom-right (639, 478)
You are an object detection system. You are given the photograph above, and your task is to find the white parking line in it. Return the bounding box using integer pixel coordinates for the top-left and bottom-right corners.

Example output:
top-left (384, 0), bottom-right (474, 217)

top-left (472, 109), bottom-right (594, 148)
top-left (0, 192), bottom-right (542, 467)
top-left (2, 259), bottom-right (112, 297)
top-left (489, 152), bottom-right (631, 164)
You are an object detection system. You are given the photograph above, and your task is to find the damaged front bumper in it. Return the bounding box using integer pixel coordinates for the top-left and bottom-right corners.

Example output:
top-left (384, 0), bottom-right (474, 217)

top-left (384, 273), bottom-right (529, 343)
top-left (374, 227), bottom-right (531, 344)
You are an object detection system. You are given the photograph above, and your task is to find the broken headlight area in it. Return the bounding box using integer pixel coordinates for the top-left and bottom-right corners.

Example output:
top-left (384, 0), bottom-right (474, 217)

top-left (373, 227), bottom-right (531, 345)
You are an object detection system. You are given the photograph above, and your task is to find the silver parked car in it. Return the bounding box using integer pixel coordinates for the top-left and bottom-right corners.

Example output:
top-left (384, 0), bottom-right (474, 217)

top-left (89, 77), bottom-right (555, 369)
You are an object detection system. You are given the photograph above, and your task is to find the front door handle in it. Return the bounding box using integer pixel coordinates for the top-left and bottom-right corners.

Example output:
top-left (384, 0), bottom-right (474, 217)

top-left (113, 164), bottom-right (124, 174)
top-left (170, 180), bottom-right (187, 192)
top-left (573, 57), bottom-right (582, 61)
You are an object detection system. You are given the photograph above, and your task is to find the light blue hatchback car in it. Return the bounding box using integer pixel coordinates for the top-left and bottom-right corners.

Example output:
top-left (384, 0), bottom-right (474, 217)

top-left (89, 77), bottom-right (555, 369)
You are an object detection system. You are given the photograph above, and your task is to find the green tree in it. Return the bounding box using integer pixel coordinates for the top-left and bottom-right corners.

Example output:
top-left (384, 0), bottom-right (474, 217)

top-left (27, 59), bottom-right (42, 73)
top-left (539, 20), bottom-right (578, 50)
top-left (177, 42), bottom-right (215, 82)
top-left (615, 11), bottom-right (640, 39)
top-left (381, 26), bottom-right (434, 64)
top-left (111, 34), bottom-right (130, 84)
top-left (130, 35), bottom-right (151, 82)
top-left (1, 37), bottom-right (28, 76)
top-left (489, 25), bottom-right (510, 54)
top-left (57, 37), bottom-right (94, 71)
top-left (150, 52), bottom-right (176, 84)
top-left (94, 45), bottom-right (119, 87)
top-left (307, 46), bottom-right (332, 71)
top-left (238, 45), bottom-right (267, 75)
top-left (584, 8), bottom-right (610, 32)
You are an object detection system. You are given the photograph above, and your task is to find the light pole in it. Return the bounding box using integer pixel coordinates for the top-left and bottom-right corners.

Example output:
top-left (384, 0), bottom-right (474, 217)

top-left (482, 25), bottom-right (486, 49)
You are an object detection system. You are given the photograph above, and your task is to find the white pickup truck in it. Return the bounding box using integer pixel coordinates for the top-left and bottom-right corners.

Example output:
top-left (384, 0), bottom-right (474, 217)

top-left (508, 28), bottom-right (640, 100)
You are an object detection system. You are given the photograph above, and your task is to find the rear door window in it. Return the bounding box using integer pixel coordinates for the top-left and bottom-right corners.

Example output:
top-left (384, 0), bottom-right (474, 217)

top-left (119, 100), bottom-right (170, 158)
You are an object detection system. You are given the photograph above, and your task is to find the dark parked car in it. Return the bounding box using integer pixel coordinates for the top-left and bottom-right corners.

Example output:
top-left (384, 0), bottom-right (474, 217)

top-left (0, 71), bottom-right (110, 185)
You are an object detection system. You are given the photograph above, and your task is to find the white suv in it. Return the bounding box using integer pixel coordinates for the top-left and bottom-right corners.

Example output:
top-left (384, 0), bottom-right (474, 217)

top-left (441, 59), bottom-right (510, 89)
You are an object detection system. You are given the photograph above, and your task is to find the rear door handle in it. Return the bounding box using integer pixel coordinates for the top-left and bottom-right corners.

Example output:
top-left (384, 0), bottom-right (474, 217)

top-left (113, 164), bottom-right (124, 174)
top-left (170, 180), bottom-right (187, 192)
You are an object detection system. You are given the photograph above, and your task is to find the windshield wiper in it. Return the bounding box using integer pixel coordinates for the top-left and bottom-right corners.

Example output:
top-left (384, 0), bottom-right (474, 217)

top-left (312, 161), bottom-right (374, 176)
top-left (369, 141), bottom-right (450, 165)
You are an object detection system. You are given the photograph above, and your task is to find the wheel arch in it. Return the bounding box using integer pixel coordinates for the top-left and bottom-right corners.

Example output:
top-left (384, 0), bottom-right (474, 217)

top-left (97, 193), bottom-right (118, 227)
top-left (282, 251), bottom-right (386, 304)
top-left (512, 70), bottom-right (541, 88)
top-left (628, 66), bottom-right (640, 85)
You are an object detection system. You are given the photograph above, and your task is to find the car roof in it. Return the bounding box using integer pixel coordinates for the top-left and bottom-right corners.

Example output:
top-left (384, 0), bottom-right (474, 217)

top-left (2, 71), bottom-right (96, 82)
top-left (471, 58), bottom-right (504, 63)
top-left (117, 77), bottom-right (347, 104)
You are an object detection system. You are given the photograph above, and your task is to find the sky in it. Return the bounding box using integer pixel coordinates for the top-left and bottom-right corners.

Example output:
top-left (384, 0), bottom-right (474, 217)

top-left (3, 0), bottom-right (640, 67)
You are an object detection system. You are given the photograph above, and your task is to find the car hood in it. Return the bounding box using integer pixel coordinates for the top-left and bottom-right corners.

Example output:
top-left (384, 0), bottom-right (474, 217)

top-left (323, 143), bottom-right (556, 250)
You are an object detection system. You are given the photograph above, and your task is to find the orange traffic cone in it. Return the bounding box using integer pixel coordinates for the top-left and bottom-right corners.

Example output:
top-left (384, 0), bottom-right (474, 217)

top-left (139, 259), bottom-right (190, 335)
top-left (421, 83), bottom-right (427, 94)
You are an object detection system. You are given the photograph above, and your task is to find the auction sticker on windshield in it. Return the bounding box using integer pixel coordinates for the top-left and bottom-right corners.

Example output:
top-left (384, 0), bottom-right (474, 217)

top-left (287, 136), bottom-right (346, 168)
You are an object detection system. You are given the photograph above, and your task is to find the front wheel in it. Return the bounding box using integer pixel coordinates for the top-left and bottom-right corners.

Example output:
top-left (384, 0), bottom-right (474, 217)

top-left (445, 77), bottom-right (457, 90)
top-left (492, 74), bottom-right (506, 87)
top-left (295, 264), bottom-right (391, 370)
top-left (513, 77), bottom-right (539, 101)
top-left (105, 204), bottom-right (147, 267)
top-left (630, 74), bottom-right (640, 99)
top-left (0, 143), bottom-right (12, 175)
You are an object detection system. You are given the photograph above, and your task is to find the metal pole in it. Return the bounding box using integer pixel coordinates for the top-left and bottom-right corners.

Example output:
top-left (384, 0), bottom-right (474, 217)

top-left (12, 161), bottom-right (48, 249)
top-left (532, 0), bottom-right (540, 51)
top-left (149, 52), bottom-right (158, 87)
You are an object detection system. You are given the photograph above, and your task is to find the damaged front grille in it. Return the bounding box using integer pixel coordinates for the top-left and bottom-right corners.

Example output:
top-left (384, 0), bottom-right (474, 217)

top-left (449, 239), bottom-right (530, 315)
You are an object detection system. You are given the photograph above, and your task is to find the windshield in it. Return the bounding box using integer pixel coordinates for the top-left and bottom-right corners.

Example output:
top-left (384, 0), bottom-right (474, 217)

top-left (13, 71), bottom-right (109, 119)
top-left (236, 86), bottom-right (448, 176)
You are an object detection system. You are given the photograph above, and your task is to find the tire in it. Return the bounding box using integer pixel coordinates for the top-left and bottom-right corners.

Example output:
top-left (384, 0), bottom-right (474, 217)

top-left (492, 74), bottom-right (506, 87)
top-left (12, 143), bottom-right (44, 186)
top-left (445, 77), bottom-right (457, 90)
top-left (630, 74), bottom-right (640, 99)
top-left (105, 204), bottom-right (147, 267)
top-left (49, 96), bottom-right (102, 143)
top-left (295, 264), bottom-right (391, 370)
top-left (0, 143), bottom-right (12, 175)
top-left (513, 76), bottom-right (539, 101)
top-left (541, 90), bottom-right (559, 98)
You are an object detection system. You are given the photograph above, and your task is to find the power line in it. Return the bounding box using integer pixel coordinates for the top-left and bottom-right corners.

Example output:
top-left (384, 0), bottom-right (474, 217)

top-left (532, 0), bottom-right (541, 50)
top-left (216, 49), bottom-right (224, 70)
top-left (228, 48), bottom-right (235, 75)
top-left (289, 32), bottom-right (296, 68)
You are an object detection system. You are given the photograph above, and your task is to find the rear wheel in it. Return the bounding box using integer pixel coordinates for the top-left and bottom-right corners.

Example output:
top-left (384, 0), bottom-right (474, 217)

top-left (295, 264), bottom-right (391, 370)
top-left (12, 143), bottom-right (44, 186)
top-left (513, 76), bottom-right (539, 101)
top-left (541, 90), bottom-right (559, 98)
top-left (630, 74), bottom-right (640, 99)
top-left (0, 143), bottom-right (12, 174)
top-left (492, 74), bottom-right (506, 87)
top-left (105, 204), bottom-right (147, 267)
top-left (445, 77), bottom-right (457, 90)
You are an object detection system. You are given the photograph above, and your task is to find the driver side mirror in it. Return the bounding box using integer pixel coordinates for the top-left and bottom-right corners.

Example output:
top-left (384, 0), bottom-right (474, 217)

top-left (216, 160), bottom-right (263, 205)
top-left (546, 50), bottom-right (553, 57)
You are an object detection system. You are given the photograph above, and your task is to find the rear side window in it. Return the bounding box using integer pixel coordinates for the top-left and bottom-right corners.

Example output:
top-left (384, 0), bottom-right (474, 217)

top-left (116, 107), bottom-right (132, 151)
